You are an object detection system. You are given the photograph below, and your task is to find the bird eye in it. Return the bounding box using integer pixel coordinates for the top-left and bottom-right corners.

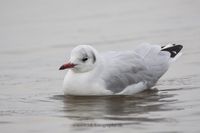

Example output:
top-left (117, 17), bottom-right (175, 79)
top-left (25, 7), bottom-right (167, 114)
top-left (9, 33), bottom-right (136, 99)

top-left (82, 57), bottom-right (88, 62)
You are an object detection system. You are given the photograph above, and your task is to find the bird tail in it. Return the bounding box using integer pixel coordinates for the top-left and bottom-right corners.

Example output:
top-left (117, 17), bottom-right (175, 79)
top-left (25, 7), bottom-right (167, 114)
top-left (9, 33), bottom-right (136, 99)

top-left (161, 44), bottom-right (183, 63)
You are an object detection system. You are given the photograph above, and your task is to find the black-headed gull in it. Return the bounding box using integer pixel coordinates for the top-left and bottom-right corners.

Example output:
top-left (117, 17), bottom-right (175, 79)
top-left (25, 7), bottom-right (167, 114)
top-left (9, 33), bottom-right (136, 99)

top-left (59, 43), bottom-right (183, 95)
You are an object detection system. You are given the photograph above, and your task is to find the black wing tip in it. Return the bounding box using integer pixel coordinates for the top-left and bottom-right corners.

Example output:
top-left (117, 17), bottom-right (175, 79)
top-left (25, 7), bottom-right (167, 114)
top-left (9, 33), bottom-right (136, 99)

top-left (161, 44), bottom-right (183, 58)
top-left (174, 44), bottom-right (183, 50)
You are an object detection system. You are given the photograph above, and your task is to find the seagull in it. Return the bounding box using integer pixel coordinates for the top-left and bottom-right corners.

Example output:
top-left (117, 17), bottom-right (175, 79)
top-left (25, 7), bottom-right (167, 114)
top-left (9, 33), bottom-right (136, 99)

top-left (59, 43), bottom-right (183, 95)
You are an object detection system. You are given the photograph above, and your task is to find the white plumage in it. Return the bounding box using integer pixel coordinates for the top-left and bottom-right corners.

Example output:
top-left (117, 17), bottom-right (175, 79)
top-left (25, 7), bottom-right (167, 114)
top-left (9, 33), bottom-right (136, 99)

top-left (59, 43), bottom-right (183, 95)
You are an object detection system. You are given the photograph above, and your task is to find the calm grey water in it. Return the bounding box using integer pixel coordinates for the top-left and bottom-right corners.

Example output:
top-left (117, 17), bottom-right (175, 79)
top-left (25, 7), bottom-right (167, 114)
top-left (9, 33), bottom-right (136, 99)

top-left (1, 0), bottom-right (200, 133)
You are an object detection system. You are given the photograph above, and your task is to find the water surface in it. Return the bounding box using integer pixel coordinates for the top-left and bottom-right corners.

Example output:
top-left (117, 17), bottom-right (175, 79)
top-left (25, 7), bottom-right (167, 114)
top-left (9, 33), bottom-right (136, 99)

top-left (0, 0), bottom-right (200, 133)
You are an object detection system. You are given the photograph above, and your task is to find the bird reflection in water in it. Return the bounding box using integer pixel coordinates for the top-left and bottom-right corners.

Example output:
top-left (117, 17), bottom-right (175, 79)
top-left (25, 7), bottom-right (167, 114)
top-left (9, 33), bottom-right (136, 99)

top-left (52, 89), bottom-right (179, 128)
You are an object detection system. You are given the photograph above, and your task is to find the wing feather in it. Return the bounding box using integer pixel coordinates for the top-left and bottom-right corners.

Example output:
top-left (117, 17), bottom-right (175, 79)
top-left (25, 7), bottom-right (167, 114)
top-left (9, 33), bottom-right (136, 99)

top-left (100, 44), bottom-right (170, 93)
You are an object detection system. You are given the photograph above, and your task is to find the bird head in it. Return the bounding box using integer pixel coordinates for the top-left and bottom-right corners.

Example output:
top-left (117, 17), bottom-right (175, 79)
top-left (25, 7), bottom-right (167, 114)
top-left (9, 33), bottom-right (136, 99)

top-left (59, 45), bottom-right (98, 73)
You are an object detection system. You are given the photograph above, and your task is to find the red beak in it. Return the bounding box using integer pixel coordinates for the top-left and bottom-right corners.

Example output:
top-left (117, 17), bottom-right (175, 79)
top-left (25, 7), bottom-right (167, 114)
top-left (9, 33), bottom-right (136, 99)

top-left (59, 63), bottom-right (76, 70)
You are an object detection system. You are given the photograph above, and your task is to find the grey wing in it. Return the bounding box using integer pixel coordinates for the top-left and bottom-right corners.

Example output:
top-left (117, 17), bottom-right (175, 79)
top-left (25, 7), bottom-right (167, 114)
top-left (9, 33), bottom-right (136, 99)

top-left (100, 44), bottom-right (171, 93)
top-left (100, 51), bottom-right (149, 93)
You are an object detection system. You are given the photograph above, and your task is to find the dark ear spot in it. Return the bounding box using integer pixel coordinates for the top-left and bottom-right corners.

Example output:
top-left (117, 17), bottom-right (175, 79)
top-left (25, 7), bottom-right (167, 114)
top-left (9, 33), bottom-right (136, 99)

top-left (91, 51), bottom-right (96, 63)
